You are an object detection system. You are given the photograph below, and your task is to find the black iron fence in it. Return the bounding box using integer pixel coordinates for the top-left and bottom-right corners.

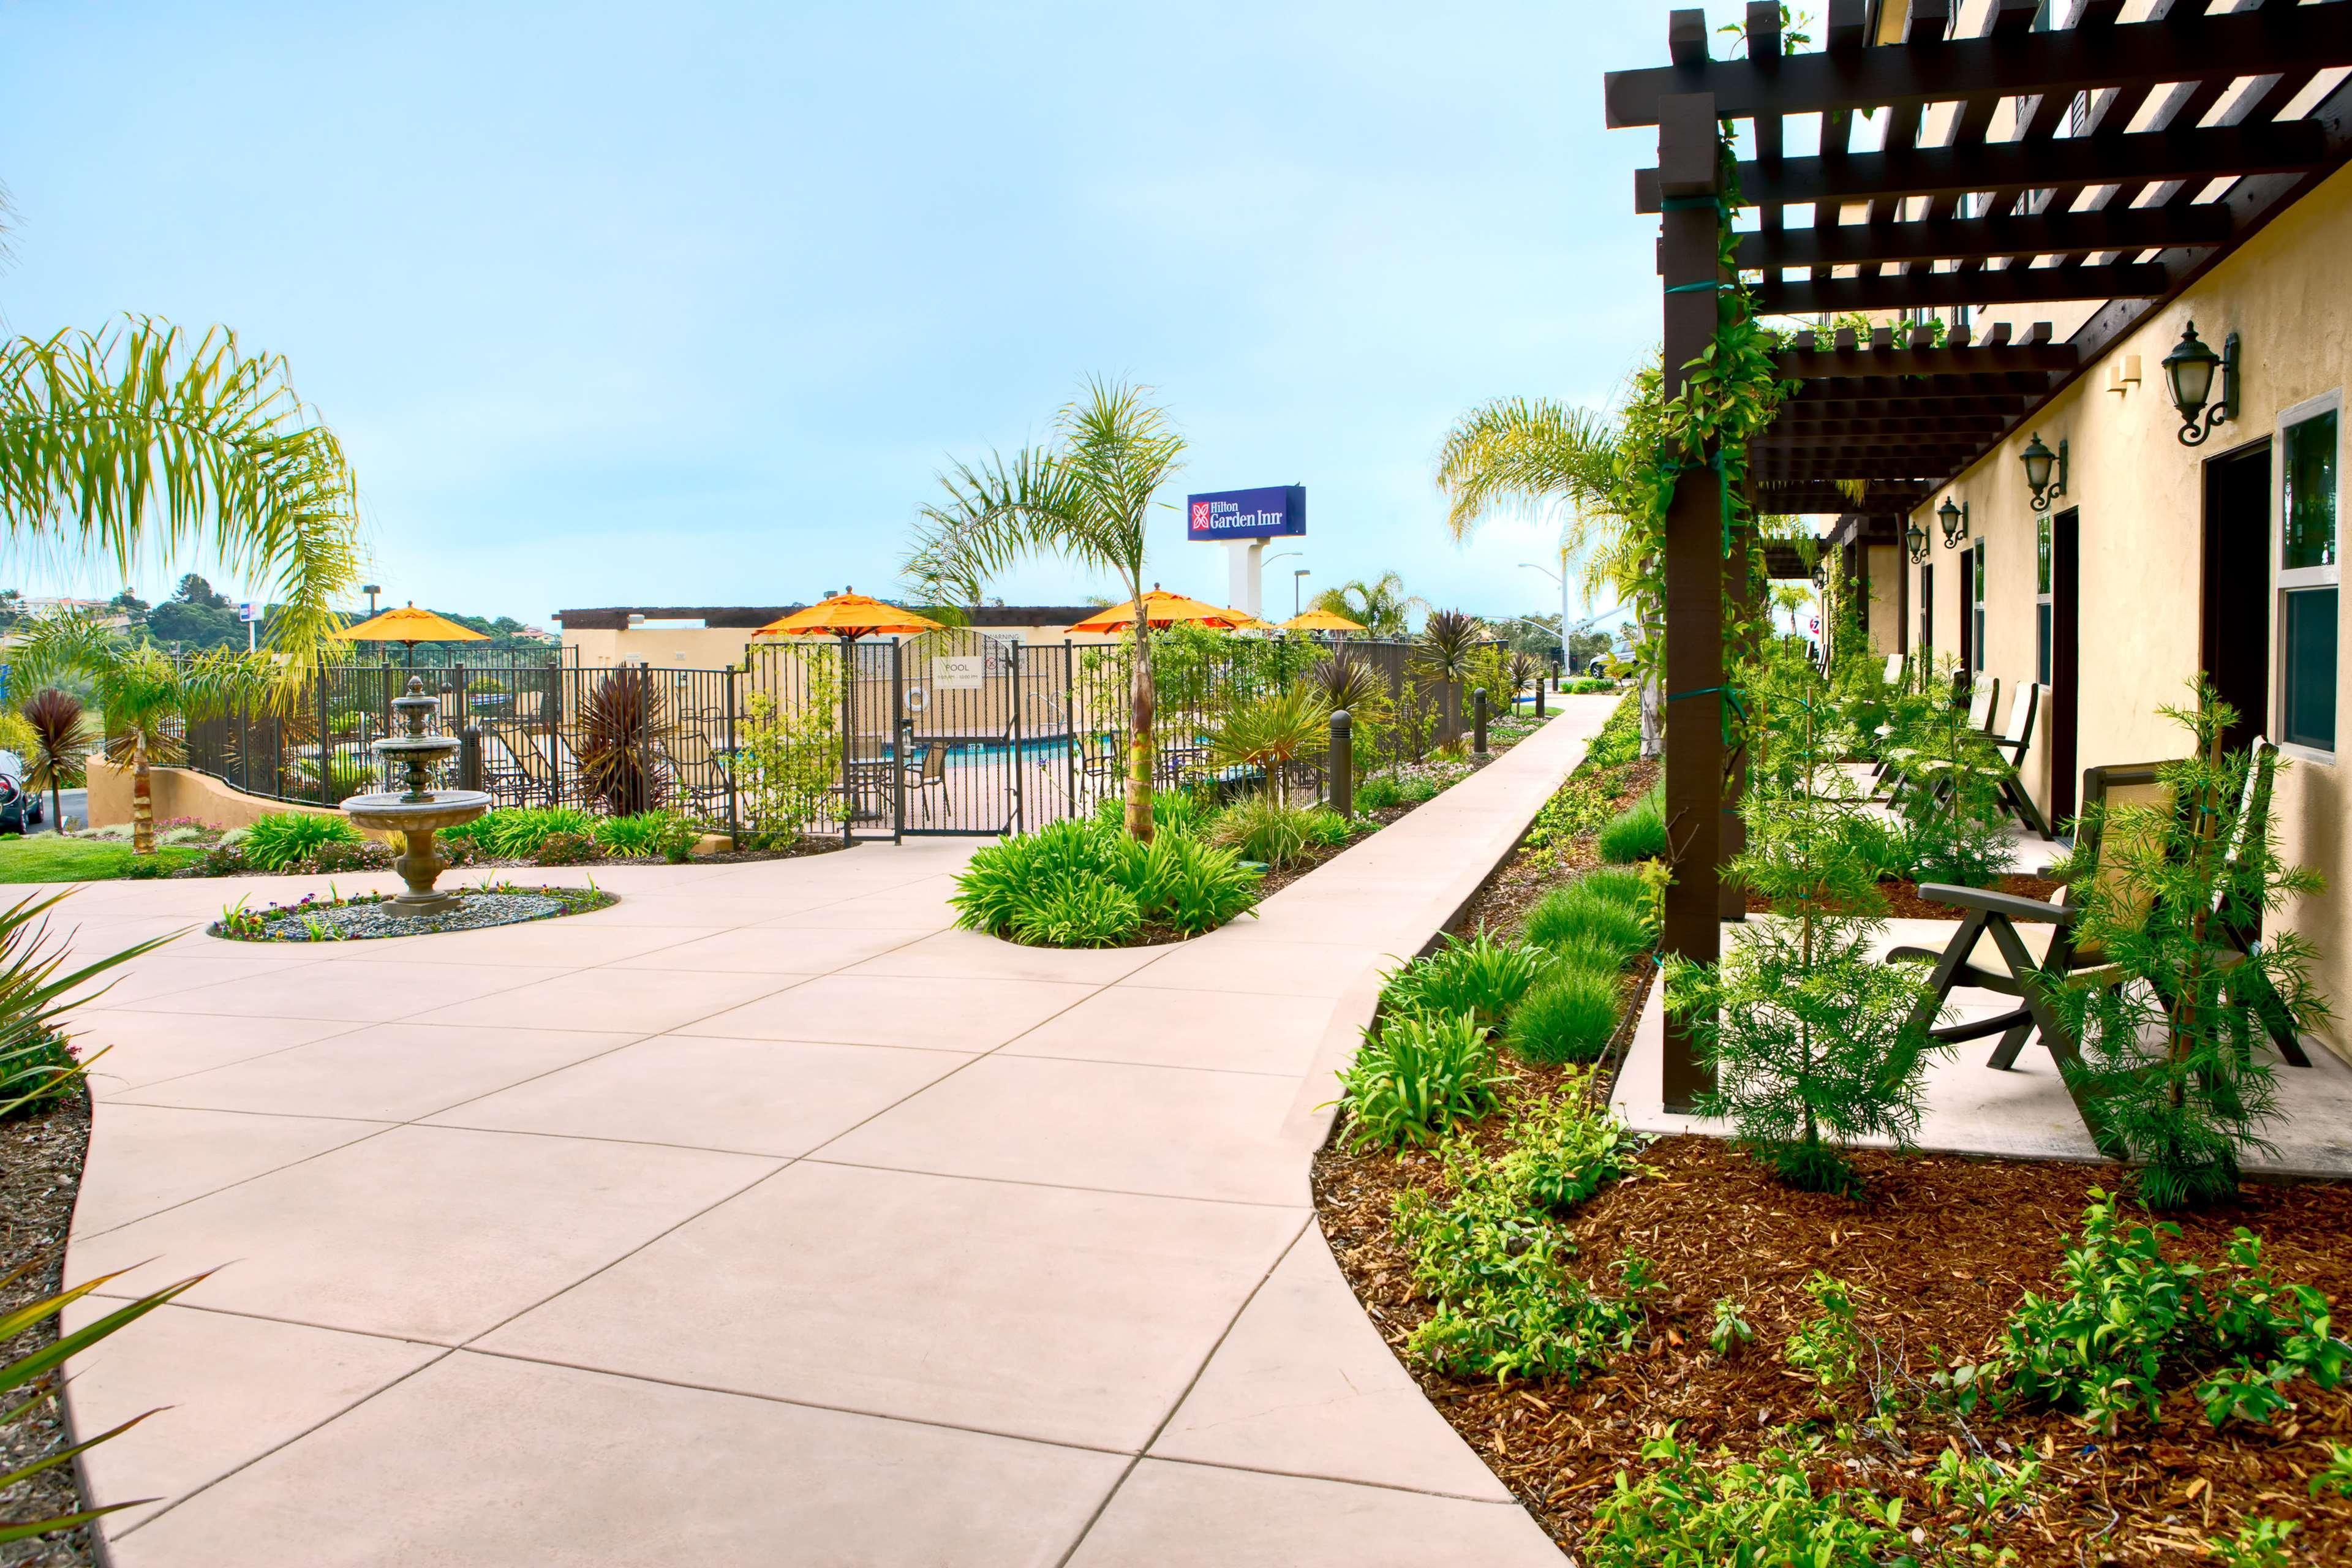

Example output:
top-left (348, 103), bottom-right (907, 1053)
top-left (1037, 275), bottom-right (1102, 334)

top-left (169, 635), bottom-right (1485, 843)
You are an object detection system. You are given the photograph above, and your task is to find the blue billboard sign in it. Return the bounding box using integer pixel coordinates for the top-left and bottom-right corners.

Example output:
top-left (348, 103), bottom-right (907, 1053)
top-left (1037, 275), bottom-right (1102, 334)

top-left (1187, 485), bottom-right (1305, 541)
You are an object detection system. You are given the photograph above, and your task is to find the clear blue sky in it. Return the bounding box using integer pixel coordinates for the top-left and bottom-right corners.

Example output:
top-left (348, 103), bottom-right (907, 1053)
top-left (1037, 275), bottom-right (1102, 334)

top-left (2, 1), bottom-right (1675, 627)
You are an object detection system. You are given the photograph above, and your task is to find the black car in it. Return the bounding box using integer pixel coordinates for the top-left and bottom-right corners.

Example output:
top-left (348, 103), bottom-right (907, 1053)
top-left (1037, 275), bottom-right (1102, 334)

top-left (0, 751), bottom-right (45, 835)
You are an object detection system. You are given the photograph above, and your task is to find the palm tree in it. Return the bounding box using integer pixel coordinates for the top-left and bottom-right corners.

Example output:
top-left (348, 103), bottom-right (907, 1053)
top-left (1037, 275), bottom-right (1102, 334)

top-left (1414, 609), bottom-right (1486, 748)
top-left (1, 318), bottom-right (363, 662)
top-left (10, 614), bottom-right (272, 853)
top-left (1435, 394), bottom-right (1664, 755)
top-left (18, 688), bottom-right (92, 832)
top-left (906, 379), bottom-right (1185, 840)
top-left (1309, 571), bottom-right (1425, 639)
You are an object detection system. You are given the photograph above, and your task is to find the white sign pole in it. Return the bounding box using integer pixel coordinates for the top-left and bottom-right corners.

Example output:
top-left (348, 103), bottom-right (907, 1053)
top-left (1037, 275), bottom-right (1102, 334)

top-left (1225, 540), bottom-right (1264, 618)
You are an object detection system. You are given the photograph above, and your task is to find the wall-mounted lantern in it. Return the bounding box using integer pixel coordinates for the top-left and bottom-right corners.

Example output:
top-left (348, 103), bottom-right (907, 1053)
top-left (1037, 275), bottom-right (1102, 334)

top-left (2161, 320), bottom-right (2239, 447)
top-left (2021, 432), bottom-right (2068, 513)
top-left (1904, 517), bottom-right (1930, 565)
top-left (1937, 495), bottom-right (1970, 549)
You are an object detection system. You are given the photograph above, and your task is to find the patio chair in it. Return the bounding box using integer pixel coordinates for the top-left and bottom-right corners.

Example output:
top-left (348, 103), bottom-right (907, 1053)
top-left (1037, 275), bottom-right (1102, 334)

top-left (1950, 682), bottom-right (2049, 839)
top-left (900, 737), bottom-right (948, 824)
top-left (1880, 676), bottom-right (1999, 805)
top-left (2204, 737), bottom-right (2313, 1067)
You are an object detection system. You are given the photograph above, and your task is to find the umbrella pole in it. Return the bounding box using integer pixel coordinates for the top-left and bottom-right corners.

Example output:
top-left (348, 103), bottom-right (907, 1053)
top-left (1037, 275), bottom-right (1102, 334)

top-left (840, 631), bottom-right (855, 847)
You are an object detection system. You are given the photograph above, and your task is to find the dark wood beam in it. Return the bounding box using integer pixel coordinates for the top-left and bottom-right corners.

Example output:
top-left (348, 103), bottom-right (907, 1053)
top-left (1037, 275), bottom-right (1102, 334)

top-left (1758, 262), bottom-right (2171, 314)
top-left (1772, 340), bottom-right (2077, 378)
top-left (1739, 203), bottom-right (2231, 270)
top-left (1639, 121), bottom-right (2329, 211)
top-left (1605, 2), bottom-right (2352, 127)
top-left (1760, 415), bottom-right (2011, 438)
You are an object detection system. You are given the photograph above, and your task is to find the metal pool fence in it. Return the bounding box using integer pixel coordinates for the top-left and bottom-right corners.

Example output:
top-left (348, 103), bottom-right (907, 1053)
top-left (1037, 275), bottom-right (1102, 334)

top-left (169, 636), bottom-right (1466, 843)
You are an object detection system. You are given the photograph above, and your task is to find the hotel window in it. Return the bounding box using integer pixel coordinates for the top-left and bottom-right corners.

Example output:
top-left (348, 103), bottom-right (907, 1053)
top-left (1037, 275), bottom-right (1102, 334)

top-left (2278, 400), bottom-right (2340, 755)
top-left (2036, 513), bottom-right (2052, 687)
top-left (1972, 541), bottom-right (1988, 674)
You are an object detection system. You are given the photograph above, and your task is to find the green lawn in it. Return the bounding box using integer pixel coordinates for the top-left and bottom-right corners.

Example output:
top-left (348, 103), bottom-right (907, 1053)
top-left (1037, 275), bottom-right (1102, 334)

top-left (0, 836), bottom-right (203, 883)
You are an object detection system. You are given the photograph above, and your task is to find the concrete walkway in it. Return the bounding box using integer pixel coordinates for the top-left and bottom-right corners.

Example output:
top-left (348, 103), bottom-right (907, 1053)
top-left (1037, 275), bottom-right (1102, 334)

top-left (53, 697), bottom-right (1615, 1567)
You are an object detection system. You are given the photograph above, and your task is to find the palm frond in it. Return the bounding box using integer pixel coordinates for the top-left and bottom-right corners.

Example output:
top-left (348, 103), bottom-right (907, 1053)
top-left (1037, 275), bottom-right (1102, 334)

top-left (1434, 397), bottom-right (1621, 543)
top-left (0, 317), bottom-right (361, 665)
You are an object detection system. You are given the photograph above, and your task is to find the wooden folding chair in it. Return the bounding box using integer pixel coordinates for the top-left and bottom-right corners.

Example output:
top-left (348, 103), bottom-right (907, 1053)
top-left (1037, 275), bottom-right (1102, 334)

top-left (1882, 676), bottom-right (1999, 805)
top-left (2204, 738), bottom-right (2312, 1067)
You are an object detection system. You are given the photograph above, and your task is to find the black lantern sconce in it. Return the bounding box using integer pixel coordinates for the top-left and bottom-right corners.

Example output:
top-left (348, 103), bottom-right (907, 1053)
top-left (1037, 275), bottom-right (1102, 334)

top-left (1937, 495), bottom-right (1969, 549)
top-left (1904, 516), bottom-right (1930, 565)
top-left (1811, 557), bottom-right (1828, 590)
top-left (2161, 320), bottom-right (2239, 447)
top-left (2021, 431), bottom-right (2068, 514)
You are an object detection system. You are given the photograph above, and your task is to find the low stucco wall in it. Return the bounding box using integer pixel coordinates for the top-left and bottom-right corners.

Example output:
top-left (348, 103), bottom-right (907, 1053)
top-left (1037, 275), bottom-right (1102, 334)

top-left (82, 758), bottom-right (395, 842)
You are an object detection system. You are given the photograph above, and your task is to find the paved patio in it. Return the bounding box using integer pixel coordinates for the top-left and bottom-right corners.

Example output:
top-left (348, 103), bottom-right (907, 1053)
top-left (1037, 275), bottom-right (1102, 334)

top-left (49, 696), bottom-right (1616, 1567)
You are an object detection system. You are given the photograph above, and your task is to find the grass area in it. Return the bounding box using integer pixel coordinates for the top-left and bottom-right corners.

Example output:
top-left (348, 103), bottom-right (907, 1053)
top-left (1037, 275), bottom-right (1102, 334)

top-left (0, 835), bottom-right (202, 883)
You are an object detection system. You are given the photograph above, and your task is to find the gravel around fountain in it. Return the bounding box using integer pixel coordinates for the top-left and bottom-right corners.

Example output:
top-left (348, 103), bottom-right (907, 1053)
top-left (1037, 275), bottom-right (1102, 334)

top-left (208, 883), bottom-right (617, 942)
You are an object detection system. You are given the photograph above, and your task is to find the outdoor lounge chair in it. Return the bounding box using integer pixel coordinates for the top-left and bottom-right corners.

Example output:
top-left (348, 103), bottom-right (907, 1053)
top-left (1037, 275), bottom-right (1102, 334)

top-left (900, 738), bottom-right (948, 823)
top-left (1952, 682), bottom-right (2048, 839)
top-left (1880, 676), bottom-right (1999, 806)
top-left (2205, 737), bottom-right (2313, 1068)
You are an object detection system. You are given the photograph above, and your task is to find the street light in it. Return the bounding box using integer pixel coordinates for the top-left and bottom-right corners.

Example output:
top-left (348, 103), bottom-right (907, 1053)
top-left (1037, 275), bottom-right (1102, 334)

top-left (1261, 549), bottom-right (1300, 618)
top-left (1518, 557), bottom-right (1572, 669)
top-left (1292, 568), bottom-right (1310, 618)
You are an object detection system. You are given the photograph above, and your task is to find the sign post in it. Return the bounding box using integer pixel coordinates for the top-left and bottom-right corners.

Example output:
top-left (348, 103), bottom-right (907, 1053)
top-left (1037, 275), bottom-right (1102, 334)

top-left (1186, 485), bottom-right (1305, 619)
top-left (239, 600), bottom-right (262, 652)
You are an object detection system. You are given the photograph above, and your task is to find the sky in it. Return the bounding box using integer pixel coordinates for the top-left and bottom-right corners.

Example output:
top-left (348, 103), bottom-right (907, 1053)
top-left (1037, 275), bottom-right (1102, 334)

top-left (1, 1), bottom-right (1678, 630)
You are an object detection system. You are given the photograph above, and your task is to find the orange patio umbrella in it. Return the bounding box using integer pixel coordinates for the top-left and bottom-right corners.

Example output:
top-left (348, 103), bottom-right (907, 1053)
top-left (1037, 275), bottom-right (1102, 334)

top-left (1063, 588), bottom-right (1254, 636)
top-left (752, 591), bottom-right (944, 641)
top-left (1281, 607), bottom-right (1365, 634)
top-left (331, 602), bottom-right (490, 667)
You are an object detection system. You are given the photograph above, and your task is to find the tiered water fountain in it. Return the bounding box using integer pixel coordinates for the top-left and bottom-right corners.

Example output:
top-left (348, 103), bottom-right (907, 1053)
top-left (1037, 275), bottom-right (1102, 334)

top-left (341, 676), bottom-right (492, 916)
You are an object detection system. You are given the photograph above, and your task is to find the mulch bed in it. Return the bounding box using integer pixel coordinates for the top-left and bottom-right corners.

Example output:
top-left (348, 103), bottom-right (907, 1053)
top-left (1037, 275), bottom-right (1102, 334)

top-left (1447, 756), bottom-right (1661, 941)
top-left (1744, 872), bottom-right (2065, 921)
top-left (1315, 1130), bottom-right (2352, 1565)
top-left (1, 1090), bottom-right (96, 1568)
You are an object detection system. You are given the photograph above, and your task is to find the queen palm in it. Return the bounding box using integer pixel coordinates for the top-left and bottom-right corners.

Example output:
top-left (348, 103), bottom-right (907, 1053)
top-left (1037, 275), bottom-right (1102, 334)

top-left (10, 614), bottom-right (273, 853)
top-left (906, 379), bottom-right (1185, 840)
top-left (1, 317), bottom-right (363, 661)
top-left (1309, 571), bottom-right (1424, 639)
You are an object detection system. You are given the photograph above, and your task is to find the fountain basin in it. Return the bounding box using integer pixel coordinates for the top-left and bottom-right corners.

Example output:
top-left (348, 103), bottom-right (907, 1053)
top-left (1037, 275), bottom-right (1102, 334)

top-left (342, 787), bottom-right (494, 916)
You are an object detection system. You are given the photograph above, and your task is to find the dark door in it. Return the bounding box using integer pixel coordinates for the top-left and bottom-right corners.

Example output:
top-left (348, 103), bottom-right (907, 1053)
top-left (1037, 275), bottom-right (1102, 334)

top-left (1920, 563), bottom-right (1935, 657)
top-left (2203, 442), bottom-right (2273, 755)
top-left (2051, 508), bottom-right (2081, 823)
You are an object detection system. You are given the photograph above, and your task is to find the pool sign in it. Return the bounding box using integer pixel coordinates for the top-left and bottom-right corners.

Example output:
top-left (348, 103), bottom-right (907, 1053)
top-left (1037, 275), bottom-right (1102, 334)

top-left (931, 655), bottom-right (984, 692)
top-left (1186, 485), bottom-right (1305, 541)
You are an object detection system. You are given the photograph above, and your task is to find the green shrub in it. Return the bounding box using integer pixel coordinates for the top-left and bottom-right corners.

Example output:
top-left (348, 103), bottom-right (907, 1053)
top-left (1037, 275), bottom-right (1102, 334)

top-left (592, 811), bottom-right (701, 862)
top-left (1334, 1010), bottom-right (1504, 1150)
top-left (304, 837), bottom-right (392, 873)
top-left (1009, 875), bottom-right (1143, 947)
top-left (1, 1032), bottom-right (79, 1119)
top-left (1300, 807), bottom-right (1355, 848)
top-left (240, 812), bottom-right (365, 872)
top-left (1147, 833), bottom-right (1261, 935)
top-left (1208, 796), bottom-right (1325, 867)
top-left (1522, 882), bottom-right (1649, 965)
top-left (952, 816), bottom-right (1259, 945)
top-left (532, 831), bottom-right (601, 867)
top-left (1499, 1085), bottom-right (1644, 1210)
top-left (1088, 789), bottom-right (1208, 839)
top-left (1563, 676), bottom-right (1616, 694)
top-left (1380, 931), bottom-right (1555, 1031)
top-left (448, 807), bottom-right (597, 859)
top-left (1578, 865), bottom-right (1649, 908)
top-left (1523, 773), bottom-right (1615, 850)
top-left (1596, 790), bottom-right (1667, 864)
top-left (1997, 1191), bottom-right (2348, 1434)
top-left (1504, 965), bottom-right (1624, 1065)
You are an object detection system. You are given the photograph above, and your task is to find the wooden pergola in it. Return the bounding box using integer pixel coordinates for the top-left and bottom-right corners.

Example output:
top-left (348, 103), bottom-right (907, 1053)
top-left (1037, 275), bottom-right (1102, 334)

top-left (1604, 0), bottom-right (2352, 1109)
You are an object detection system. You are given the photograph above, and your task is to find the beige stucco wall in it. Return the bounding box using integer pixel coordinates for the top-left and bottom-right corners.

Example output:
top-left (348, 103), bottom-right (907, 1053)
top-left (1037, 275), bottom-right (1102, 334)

top-left (83, 758), bottom-right (397, 842)
top-left (1903, 161), bottom-right (2352, 1057)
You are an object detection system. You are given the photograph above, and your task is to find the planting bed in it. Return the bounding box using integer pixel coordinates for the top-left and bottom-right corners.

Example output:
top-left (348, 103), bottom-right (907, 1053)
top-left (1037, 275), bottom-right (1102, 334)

top-left (1316, 1130), bottom-right (2352, 1564)
top-left (0, 1088), bottom-right (93, 1568)
top-left (208, 883), bottom-right (616, 942)
top-left (1744, 870), bottom-right (2064, 922)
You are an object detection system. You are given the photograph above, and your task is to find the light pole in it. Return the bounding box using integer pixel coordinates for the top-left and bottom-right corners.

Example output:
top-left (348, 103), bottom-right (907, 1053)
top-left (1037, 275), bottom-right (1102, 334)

top-left (1261, 549), bottom-right (1300, 617)
top-left (363, 584), bottom-right (382, 616)
top-left (1518, 555), bottom-right (1573, 671)
top-left (1292, 568), bottom-right (1310, 619)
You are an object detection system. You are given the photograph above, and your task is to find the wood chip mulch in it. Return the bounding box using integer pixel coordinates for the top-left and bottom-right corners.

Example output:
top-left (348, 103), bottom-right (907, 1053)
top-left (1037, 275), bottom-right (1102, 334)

top-left (1447, 756), bottom-right (1661, 941)
top-left (1314, 1128), bottom-right (2352, 1566)
top-left (1, 1090), bottom-right (96, 1568)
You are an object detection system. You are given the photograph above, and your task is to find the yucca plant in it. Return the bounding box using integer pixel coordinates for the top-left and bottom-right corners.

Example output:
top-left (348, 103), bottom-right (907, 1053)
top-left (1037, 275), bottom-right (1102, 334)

top-left (1207, 686), bottom-right (1327, 805)
top-left (1335, 1009), bottom-right (1506, 1150)
top-left (0, 890), bottom-right (177, 1118)
top-left (573, 671), bottom-right (674, 816)
top-left (1298, 652), bottom-right (1392, 725)
top-left (1, 1263), bottom-right (209, 1545)
top-left (17, 690), bottom-right (91, 833)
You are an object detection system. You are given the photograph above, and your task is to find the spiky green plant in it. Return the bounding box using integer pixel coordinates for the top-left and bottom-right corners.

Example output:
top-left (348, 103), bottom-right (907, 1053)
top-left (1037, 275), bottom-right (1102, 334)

top-left (239, 811), bottom-right (364, 872)
top-left (1207, 685), bottom-right (1327, 805)
top-left (1334, 1009), bottom-right (1505, 1150)
top-left (1504, 965), bottom-right (1624, 1065)
top-left (1412, 609), bottom-right (1486, 747)
top-left (17, 689), bottom-right (91, 833)
top-left (1381, 931), bottom-right (1555, 1031)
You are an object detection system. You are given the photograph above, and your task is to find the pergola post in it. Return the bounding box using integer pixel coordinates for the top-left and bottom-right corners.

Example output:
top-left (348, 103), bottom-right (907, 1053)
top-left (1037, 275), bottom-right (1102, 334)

top-left (1657, 78), bottom-right (1722, 1112)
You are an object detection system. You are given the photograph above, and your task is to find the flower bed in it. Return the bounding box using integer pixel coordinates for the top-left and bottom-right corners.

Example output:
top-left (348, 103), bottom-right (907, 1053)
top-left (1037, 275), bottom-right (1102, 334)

top-left (208, 880), bottom-right (616, 942)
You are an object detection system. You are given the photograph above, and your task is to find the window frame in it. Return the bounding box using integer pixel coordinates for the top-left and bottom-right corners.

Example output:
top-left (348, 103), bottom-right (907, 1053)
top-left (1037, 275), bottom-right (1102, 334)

top-left (2274, 389), bottom-right (2342, 763)
top-left (1972, 540), bottom-right (1987, 674)
top-left (2035, 513), bottom-right (2053, 688)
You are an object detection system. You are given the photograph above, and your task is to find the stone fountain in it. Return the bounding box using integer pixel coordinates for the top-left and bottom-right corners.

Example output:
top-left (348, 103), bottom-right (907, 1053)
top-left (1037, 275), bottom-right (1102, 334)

top-left (341, 676), bottom-right (492, 916)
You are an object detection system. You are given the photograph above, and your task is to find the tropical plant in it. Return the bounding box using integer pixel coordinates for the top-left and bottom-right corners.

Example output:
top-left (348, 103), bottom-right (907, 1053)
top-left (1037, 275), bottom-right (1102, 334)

top-left (1504, 965), bottom-right (1624, 1065)
top-left (1207, 796), bottom-right (1332, 867)
top-left (1009, 875), bottom-right (1142, 948)
top-left (950, 815), bottom-right (1259, 945)
top-left (1380, 931), bottom-right (1556, 1031)
top-left (1670, 655), bottom-right (1941, 1194)
top-left (1298, 650), bottom-right (1389, 721)
top-left (7, 614), bottom-right (275, 852)
top-left (2043, 684), bottom-right (2330, 1208)
top-left (906, 379), bottom-right (1186, 840)
top-left (1205, 685), bottom-right (1327, 806)
top-left (1412, 609), bottom-right (1485, 747)
top-left (239, 810), bottom-right (364, 872)
top-left (0, 318), bottom-right (361, 665)
top-left (443, 806), bottom-right (597, 859)
top-left (0, 890), bottom-right (175, 1118)
top-left (17, 689), bottom-right (91, 831)
top-left (1308, 571), bottom-right (1424, 639)
top-left (1334, 1009), bottom-right (1505, 1150)
top-left (590, 810), bottom-right (700, 862)
top-left (573, 669), bottom-right (673, 816)
top-left (734, 677), bottom-right (839, 850)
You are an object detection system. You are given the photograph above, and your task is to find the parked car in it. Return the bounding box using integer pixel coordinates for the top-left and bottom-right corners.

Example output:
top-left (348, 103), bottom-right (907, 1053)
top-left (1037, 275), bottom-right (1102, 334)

top-left (0, 751), bottom-right (45, 834)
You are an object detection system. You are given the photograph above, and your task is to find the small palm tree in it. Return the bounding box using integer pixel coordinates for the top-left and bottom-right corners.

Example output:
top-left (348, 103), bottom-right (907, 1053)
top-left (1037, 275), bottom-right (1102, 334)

top-left (907, 379), bottom-right (1185, 840)
top-left (1414, 609), bottom-right (1486, 747)
top-left (1309, 572), bottom-right (1425, 639)
top-left (17, 689), bottom-right (91, 832)
top-left (1, 318), bottom-right (363, 660)
top-left (10, 614), bottom-right (271, 853)
top-left (1208, 686), bottom-right (1329, 806)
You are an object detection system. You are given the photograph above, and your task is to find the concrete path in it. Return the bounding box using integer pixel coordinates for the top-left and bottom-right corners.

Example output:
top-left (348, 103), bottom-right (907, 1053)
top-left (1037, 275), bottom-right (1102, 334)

top-left (52, 698), bottom-right (1615, 1567)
